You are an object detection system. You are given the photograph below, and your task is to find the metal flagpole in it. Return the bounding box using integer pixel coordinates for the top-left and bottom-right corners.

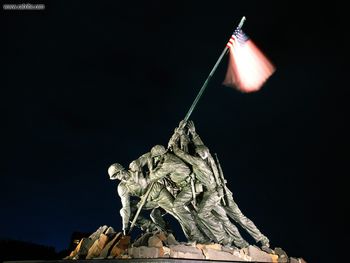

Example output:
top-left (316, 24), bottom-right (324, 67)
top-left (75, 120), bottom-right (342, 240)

top-left (126, 17), bottom-right (246, 236)
top-left (184, 16), bottom-right (246, 122)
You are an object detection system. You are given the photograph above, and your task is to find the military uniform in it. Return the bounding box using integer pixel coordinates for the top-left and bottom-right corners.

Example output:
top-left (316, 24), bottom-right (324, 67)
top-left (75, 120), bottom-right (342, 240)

top-left (188, 121), bottom-right (270, 248)
top-left (149, 150), bottom-right (209, 243)
top-left (109, 163), bottom-right (174, 234)
top-left (172, 144), bottom-right (235, 245)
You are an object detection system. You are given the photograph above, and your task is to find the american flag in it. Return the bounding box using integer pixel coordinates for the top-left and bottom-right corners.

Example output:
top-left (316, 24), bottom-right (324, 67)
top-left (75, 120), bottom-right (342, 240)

top-left (223, 29), bottom-right (275, 92)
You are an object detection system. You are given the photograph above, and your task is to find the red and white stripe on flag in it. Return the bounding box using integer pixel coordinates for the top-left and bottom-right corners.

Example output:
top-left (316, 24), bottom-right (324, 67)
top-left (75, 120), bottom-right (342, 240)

top-left (223, 35), bottom-right (275, 93)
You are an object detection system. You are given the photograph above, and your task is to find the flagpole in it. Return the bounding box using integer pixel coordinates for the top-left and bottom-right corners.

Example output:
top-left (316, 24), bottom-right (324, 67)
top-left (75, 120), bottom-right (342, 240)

top-left (184, 16), bottom-right (246, 122)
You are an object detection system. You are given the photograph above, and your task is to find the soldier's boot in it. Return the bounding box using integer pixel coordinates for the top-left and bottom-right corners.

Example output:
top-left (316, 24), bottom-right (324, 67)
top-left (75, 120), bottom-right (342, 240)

top-left (233, 238), bottom-right (250, 249)
top-left (258, 236), bottom-right (270, 247)
top-left (189, 230), bottom-right (210, 244)
top-left (258, 236), bottom-right (274, 254)
top-left (150, 208), bottom-right (168, 232)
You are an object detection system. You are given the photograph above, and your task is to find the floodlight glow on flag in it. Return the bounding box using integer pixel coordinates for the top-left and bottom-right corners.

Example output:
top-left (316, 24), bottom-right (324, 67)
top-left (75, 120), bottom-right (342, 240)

top-left (223, 29), bottom-right (275, 92)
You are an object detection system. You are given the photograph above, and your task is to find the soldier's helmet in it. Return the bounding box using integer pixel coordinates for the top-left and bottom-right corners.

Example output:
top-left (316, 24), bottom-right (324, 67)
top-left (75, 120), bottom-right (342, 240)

top-left (195, 145), bottom-right (209, 159)
top-left (108, 163), bottom-right (125, 180)
top-left (150, 145), bottom-right (166, 157)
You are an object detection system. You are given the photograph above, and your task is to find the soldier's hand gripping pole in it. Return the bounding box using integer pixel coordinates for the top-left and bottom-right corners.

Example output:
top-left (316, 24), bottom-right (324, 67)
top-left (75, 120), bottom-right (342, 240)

top-left (127, 181), bottom-right (155, 235)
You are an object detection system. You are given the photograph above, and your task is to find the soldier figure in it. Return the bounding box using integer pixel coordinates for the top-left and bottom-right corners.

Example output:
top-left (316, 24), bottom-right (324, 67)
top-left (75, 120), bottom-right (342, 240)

top-left (108, 162), bottom-right (173, 235)
top-left (108, 147), bottom-right (209, 243)
top-left (148, 145), bottom-right (209, 243)
top-left (186, 120), bottom-right (271, 250)
top-left (169, 122), bottom-right (249, 248)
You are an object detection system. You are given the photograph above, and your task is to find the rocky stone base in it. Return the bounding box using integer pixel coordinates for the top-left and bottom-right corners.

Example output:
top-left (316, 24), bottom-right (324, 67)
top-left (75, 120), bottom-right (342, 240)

top-left (64, 225), bottom-right (306, 263)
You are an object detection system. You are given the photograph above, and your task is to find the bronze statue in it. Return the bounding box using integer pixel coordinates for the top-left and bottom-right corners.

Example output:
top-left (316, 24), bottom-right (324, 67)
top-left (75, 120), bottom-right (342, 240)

top-left (108, 120), bottom-right (271, 250)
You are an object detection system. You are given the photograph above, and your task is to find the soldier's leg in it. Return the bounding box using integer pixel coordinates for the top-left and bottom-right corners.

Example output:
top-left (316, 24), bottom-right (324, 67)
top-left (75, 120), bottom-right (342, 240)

top-left (150, 183), bottom-right (195, 240)
top-left (196, 191), bottom-right (230, 244)
top-left (212, 205), bottom-right (249, 248)
top-left (225, 194), bottom-right (269, 246)
top-left (129, 200), bottom-right (160, 232)
top-left (172, 186), bottom-right (209, 243)
top-left (150, 208), bottom-right (168, 232)
top-left (172, 185), bottom-right (193, 216)
top-left (150, 183), bottom-right (177, 219)
top-left (150, 183), bottom-right (183, 235)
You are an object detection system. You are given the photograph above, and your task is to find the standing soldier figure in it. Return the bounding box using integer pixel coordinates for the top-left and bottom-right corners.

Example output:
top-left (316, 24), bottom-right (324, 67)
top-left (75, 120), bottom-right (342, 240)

top-left (170, 123), bottom-right (249, 248)
top-left (187, 120), bottom-right (271, 250)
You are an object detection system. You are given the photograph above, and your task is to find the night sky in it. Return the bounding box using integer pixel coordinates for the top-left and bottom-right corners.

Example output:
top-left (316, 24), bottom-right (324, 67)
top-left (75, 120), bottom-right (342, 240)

top-left (3, 1), bottom-right (347, 262)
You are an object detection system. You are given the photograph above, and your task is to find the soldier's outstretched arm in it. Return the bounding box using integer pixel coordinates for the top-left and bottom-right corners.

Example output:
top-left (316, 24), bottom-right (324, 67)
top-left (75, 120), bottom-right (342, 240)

top-left (167, 120), bottom-right (187, 149)
top-left (172, 144), bottom-right (197, 166)
top-left (149, 164), bottom-right (169, 183)
top-left (187, 120), bottom-right (205, 146)
top-left (129, 152), bottom-right (151, 172)
top-left (168, 128), bottom-right (180, 149)
top-left (187, 120), bottom-right (195, 134)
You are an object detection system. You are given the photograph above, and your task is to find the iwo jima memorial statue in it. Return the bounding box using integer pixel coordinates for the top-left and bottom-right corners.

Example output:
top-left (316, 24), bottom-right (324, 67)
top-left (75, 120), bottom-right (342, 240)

top-left (65, 17), bottom-right (306, 262)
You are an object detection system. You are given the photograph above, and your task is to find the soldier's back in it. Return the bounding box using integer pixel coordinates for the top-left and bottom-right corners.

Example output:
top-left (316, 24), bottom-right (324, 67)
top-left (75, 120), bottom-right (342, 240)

top-left (163, 153), bottom-right (191, 183)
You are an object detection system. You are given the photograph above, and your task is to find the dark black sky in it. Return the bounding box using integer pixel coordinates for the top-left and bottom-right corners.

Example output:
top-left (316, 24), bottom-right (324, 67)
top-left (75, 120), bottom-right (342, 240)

top-left (2, 1), bottom-right (347, 262)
